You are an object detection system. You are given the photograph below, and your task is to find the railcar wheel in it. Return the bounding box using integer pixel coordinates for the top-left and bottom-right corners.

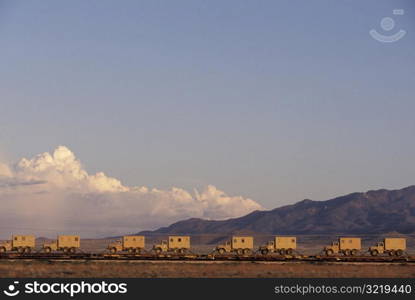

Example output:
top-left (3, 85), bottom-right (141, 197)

top-left (325, 249), bottom-right (334, 256)
top-left (243, 248), bottom-right (251, 255)
top-left (261, 249), bottom-right (269, 255)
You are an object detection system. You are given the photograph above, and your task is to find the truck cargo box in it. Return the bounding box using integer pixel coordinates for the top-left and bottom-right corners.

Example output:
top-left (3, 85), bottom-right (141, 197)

top-left (168, 236), bottom-right (190, 249)
top-left (275, 236), bottom-right (296, 249)
top-left (231, 236), bottom-right (254, 249)
top-left (12, 235), bottom-right (35, 248)
top-left (339, 237), bottom-right (361, 250)
top-left (384, 238), bottom-right (406, 250)
top-left (58, 235), bottom-right (80, 248)
top-left (123, 236), bottom-right (145, 248)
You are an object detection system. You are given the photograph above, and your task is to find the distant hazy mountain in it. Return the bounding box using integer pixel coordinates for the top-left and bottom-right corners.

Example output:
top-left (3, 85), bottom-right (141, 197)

top-left (140, 186), bottom-right (415, 237)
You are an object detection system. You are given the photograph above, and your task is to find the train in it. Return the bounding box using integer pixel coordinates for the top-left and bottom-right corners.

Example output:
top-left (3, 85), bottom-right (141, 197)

top-left (0, 234), bottom-right (408, 257)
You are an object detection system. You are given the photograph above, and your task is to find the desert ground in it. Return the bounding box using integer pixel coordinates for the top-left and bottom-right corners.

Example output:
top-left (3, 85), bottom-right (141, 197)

top-left (0, 260), bottom-right (414, 278)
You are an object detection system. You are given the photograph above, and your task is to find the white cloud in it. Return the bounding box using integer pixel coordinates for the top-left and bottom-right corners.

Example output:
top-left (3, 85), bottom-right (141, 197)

top-left (0, 146), bottom-right (262, 238)
top-left (0, 162), bottom-right (12, 177)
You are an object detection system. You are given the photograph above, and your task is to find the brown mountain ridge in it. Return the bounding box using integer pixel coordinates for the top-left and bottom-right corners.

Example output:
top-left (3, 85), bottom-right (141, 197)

top-left (139, 185), bottom-right (415, 236)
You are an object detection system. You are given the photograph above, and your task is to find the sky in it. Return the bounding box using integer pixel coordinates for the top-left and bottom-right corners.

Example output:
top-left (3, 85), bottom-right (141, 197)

top-left (0, 0), bottom-right (414, 237)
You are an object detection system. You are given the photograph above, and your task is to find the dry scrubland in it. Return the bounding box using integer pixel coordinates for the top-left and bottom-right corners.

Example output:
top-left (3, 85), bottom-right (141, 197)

top-left (0, 260), bottom-right (415, 278)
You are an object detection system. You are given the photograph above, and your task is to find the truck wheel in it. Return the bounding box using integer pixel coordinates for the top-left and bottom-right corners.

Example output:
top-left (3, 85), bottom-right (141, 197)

top-left (396, 250), bottom-right (403, 256)
top-left (279, 249), bottom-right (286, 255)
top-left (24, 247), bottom-right (31, 253)
top-left (286, 248), bottom-right (293, 255)
top-left (69, 247), bottom-right (76, 254)
top-left (63, 247), bottom-right (69, 253)
top-left (17, 247), bottom-right (24, 254)
top-left (110, 247), bottom-right (117, 254)
top-left (45, 247), bottom-right (52, 253)
top-left (127, 248), bottom-right (134, 254)
top-left (343, 249), bottom-right (351, 256)
top-left (261, 249), bottom-right (269, 255)
top-left (236, 248), bottom-right (243, 255)
top-left (0, 247), bottom-right (6, 253)
top-left (351, 249), bottom-right (358, 256)
top-left (243, 248), bottom-right (251, 255)
top-left (134, 248), bottom-right (141, 254)
top-left (218, 248), bottom-right (225, 255)
top-left (154, 248), bottom-right (162, 254)
top-left (325, 249), bottom-right (334, 256)
top-left (389, 250), bottom-right (395, 256)
top-left (370, 249), bottom-right (378, 256)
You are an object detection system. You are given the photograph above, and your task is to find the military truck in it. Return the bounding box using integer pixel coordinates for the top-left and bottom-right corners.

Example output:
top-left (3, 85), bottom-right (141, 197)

top-left (215, 236), bottom-right (254, 255)
top-left (43, 235), bottom-right (80, 253)
top-left (369, 238), bottom-right (406, 256)
top-left (259, 236), bottom-right (296, 255)
top-left (0, 235), bottom-right (35, 253)
top-left (152, 236), bottom-right (190, 254)
top-left (108, 236), bottom-right (145, 254)
top-left (324, 237), bottom-right (361, 256)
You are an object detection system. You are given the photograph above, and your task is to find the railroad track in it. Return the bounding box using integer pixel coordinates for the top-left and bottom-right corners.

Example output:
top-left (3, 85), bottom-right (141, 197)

top-left (1, 253), bottom-right (414, 263)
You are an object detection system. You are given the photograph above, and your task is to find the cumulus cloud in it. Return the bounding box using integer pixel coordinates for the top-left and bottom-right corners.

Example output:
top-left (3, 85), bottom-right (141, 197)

top-left (0, 162), bottom-right (12, 177)
top-left (0, 146), bottom-right (262, 237)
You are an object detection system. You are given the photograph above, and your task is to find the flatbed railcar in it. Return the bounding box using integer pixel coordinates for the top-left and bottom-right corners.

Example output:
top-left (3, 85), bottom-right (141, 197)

top-left (0, 234), bottom-right (410, 261)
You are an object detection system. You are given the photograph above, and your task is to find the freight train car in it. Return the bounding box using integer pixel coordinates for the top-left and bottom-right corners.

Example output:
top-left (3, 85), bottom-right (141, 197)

top-left (0, 235), bottom-right (35, 253)
top-left (43, 235), bottom-right (80, 253)
top-left (215, 236), bottom-right (254, 255)
top-left (108, 236), bottom-right (145, 254)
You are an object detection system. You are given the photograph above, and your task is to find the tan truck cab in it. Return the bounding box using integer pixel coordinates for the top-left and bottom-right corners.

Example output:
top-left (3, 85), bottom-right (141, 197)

top-left (369, 238), bottom-right (406, 256)
top-left (259, 236), bottom-right (296, 255)
top-left (153, 236), bottom-right (190, 254)
top-left (43, 235), bottom-right (80, 253)
top-left (215, 236), bottom-right (253, 255)
top-left (108, 236), bottom-right (145, 254)
top-left (0, 235), bottom-right (35, 253)
top-left (324, 237), bottom-right (361, 256)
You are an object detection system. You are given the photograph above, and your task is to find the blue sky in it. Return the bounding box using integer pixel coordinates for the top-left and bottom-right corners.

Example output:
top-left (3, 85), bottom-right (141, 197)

top-left (1, 0), bottom-right (414, 209)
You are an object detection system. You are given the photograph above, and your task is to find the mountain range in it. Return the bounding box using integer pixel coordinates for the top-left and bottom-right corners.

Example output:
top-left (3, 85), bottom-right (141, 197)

top-left (139, 186), bottom-right (415, 241)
